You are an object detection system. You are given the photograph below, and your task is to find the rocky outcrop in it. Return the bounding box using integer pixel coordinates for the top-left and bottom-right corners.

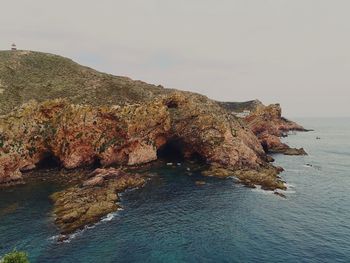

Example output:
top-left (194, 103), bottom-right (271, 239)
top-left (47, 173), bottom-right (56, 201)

top-left (245, 103), bottom-right (305, 135)
top-left (51, 168), bottom-right (146, 236)
top-left (243, 103), bottom-right (307, 155)
top-left (219, 100), bottom-right (308, 155)
top-left (202, 164), bottom-right (286, 190)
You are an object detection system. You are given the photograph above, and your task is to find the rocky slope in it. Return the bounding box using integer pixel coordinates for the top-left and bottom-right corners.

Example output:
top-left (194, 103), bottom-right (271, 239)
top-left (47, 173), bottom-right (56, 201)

top-left (218, 99), bottom-right (265, 113)
top-left (0, 50), bottom-right (306, 236)
top-left (0, 50), bottom-right (165, 115)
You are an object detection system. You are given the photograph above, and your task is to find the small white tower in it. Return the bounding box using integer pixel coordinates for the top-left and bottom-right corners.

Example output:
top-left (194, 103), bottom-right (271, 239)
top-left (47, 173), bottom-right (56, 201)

top-left (11, 43), bottom-right (17, 51)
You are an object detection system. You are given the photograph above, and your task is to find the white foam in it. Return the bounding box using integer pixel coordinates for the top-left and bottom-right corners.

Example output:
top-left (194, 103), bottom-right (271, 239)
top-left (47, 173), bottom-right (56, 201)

top-left (303, 164), bottom-right (313, 168)
top-left (48, 235), bottom-right (60, 241)
top-left (284, 183), bottom-right (295, 188)
top-left (101, 212), bottom-right (117, 222)
top-left (52, 228), bottom-right (86, 244)
top-left (250, 183), bottom-right (296, 197)
top-left (251, 185), bottom-right (274, 195)
top-left (50, 208), bottom-right (123, 244)
top-left (62, 228), bottom-right (86, 243)
top-left (101, 209), bottom-right (123, 222)
top-left (284, 190), bottom-right (296, 194)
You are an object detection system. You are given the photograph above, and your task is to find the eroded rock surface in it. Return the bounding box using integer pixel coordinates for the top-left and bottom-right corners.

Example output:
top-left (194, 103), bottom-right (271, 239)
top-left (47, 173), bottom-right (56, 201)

top-left (51, 168), bottom-right (146, 236)
top-left (231, 103), bottom-right (307, 155)
top-left (0, 92), bottom-right (268, 186)
top-left (202, 164), bottom-right (286, 190)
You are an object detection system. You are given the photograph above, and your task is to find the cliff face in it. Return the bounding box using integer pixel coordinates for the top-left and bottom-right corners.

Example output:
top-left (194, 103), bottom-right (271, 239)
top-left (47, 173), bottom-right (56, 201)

top-left (220, 100), bottom-right (307, 155)
top-left (245, 103), bottom-right (305, 135)
top-left (0, 98), bottom-right (168, 185)
top-left (0, 92), bottom-right (270, 187)
top-left (244, 104), bottom-right (307, 155)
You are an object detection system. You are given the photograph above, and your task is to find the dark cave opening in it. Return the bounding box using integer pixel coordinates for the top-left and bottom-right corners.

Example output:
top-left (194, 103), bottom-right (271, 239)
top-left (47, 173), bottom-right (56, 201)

top-left (36, 152), bottom-right (61, 169)
top-left (189, 151), bottom-right (206, 164)
top-left (157, 138), bottom-right (206, 164)
top-left (92, 158), bottom-right (102, 169)
top-left (157, 139), bottom-right (185, 162)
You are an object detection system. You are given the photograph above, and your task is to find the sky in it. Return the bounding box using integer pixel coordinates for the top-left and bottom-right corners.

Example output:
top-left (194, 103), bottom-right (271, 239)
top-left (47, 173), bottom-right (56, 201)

top-left (1, 0), bottom-right (349, 118)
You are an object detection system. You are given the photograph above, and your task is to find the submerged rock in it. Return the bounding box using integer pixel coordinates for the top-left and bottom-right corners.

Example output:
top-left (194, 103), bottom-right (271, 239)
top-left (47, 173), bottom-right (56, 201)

top-left (274, 191), bottom-right (287, 198)
top-left (0, 203), bottom-right (19, 217)
top-left (282, 147), bottom-right (307, 156)
top-left (195, 180), bottom-right (206, 186)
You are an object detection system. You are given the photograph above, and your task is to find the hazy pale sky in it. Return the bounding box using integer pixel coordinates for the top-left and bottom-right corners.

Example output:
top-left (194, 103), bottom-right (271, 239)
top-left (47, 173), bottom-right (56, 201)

top-left (1, 0), bottom-right (349, 117)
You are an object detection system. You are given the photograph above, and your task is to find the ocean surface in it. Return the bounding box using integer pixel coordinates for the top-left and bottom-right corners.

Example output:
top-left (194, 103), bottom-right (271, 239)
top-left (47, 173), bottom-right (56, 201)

top-left (0, 118), bottom-right (349, 263)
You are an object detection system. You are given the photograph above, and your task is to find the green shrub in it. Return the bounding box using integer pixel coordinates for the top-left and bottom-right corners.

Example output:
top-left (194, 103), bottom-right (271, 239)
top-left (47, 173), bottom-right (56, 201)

top-left (0, 250), bottom-right (29, 263)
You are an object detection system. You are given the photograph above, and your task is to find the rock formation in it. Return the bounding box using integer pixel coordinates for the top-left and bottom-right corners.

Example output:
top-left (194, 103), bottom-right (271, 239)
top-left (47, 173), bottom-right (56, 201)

top-left (244, 103), bottom-right (307, 155)
top-left (0, 50), bottom-right (308, 235)
top-left (51, 168), bottom-right (146, 236)
top-left (220, 101), bottom-right (308, 155)
top-left (0, 92), bottom-right (273, 186)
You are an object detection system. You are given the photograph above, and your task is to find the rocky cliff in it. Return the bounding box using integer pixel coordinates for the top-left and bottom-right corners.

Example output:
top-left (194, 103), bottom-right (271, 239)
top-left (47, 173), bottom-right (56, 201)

top-left (0, 92), bottom-right (271, 185)
top-left (221, 101), bottom-right (307, 155)
top-left (0, 50), bottom-right (306, 236)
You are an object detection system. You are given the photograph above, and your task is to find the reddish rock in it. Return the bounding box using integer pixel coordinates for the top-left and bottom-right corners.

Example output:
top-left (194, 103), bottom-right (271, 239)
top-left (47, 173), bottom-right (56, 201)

top-left (0, 154), bottom-right (23, 185)
top-left (0, 92), bottom-right (270, 186)
top-left (243, 103), bottom-right (307, 155)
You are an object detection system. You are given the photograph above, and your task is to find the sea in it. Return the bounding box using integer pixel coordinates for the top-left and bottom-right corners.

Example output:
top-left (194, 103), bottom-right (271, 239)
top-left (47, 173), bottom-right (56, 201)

top-left (0, 118), bottom-right (349, 263)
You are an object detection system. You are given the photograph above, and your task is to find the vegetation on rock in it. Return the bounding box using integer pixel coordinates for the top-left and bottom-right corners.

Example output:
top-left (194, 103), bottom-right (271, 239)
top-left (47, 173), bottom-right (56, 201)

top-left (0, 50), bottom-right (165, 115)
top-left (0, 250), bottom-right (29, 263)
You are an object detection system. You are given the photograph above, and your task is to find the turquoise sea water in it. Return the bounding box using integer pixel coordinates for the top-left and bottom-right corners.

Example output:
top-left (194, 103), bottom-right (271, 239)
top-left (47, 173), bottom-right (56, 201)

top-left (0, 118), bottom-right (349, 263)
